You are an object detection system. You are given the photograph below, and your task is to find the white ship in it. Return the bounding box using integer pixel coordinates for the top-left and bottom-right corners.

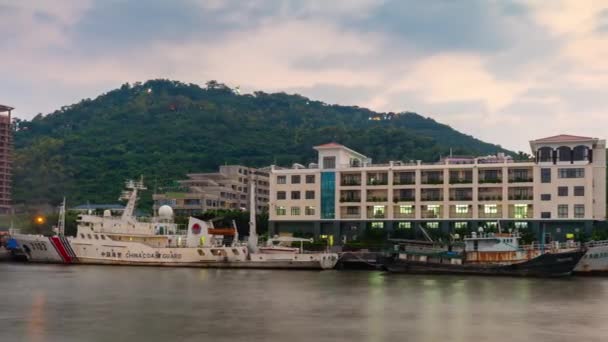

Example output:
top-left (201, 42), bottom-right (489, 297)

top-left (12, 179), bottom-right (338, 269)
top-left (574, 240), bottom-right (608, 274)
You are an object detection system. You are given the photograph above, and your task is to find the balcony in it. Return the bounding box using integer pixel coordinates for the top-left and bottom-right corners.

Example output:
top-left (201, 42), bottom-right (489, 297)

top-left (367, 206), bottom-right (387, 219)
top-left (449, 178), bottom-right (473, 184)
top-left (478, 195), bottom-right (503, 201)
top-left (508, 204), bottom-right (534, 219)
top-left (367, 197), bottom-right (388, 202)
top-left (508, 177), bottom-right (533, 183)
top-left (393, 171), bottom-right (416, 185)
top-left (340, 207), bottom-right (361, 219)
top-left (367, 179), bottom-right (388, 186)
top-left (393, 196), bottom-right (415, 203)
top-left (341, 179), bottom-right (362, 186)
top-left (367, 172), bottom-right (388, 186)
top-left (478, 204), bottom-right (502, 219)
top-left (393, 179), bottom-right (416, 185)
top-left (508, 195), bottom-right (533, 201)
top-left (340, 197), bottom-right (361, 203)
top-left (478, 178), bottom-right (502, 184)
top-left (449, 188), bottom-right (473, 201)
top-left (421, 171), bottom-right (443, 185)
top-left (421, 209), bottom-right (442, 219)
top-left (449, 206), bottom-right (473, 219)
top-left (394, 205), bottom-right (415, 219)
top-left (449, 170), bottom-right (473, 185)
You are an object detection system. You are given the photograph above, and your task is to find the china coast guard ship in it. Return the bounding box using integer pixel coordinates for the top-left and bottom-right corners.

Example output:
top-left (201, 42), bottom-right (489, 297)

top-left (11, 179), bottom-right (338, 269)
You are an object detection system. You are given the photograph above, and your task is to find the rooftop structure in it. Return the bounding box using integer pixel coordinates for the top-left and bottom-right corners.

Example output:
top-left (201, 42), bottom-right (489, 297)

top-left (153, 165), bottom-right (270, 216)
top-left (268, 136), bottom-right (606, 244)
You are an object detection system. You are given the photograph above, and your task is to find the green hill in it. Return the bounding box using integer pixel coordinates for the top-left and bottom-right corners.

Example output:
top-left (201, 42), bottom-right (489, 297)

top-left (12, 79), bottom-right (512, 209)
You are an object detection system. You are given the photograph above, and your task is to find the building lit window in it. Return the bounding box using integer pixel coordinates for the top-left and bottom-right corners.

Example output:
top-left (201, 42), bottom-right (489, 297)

top-left (371, 222), bottom-right (384, 229)
top-left (454, 222), bottom-right (468, 229)
top-left (485, 222), bottom-right (498, 229)
top-left (514, 222), bottom-right (528, 229)
top-left (277, 176), bottom-right (286, 184)
top-left (455, 205), bottom-right (469, 214)
top-left (574, 204), bottom-right (585, 218)
top-left (427, 205), bottom-right (440, 216)
top-left (426, 222), bottom-right (439, 229)
top-left (399, 205), bottom-right (413, 214)
top-left (305, 206), bottom-right (315, 215)
top-left (373, 205), bottom-right (385, 217)
top-left (558, 204), bottom-right (568, 218)
top-left (397, 222), bottom-right (411, 229)
top-left (276, 206), bottom-right (286, 215)
top-left (514, 204), bottom-right (528, 219)
top-left (484, 204), bottom-right (498, 214)
top-left (559, 168), bottom-right (585, 178)
top-left (291, 207), bottom-right (300, 216)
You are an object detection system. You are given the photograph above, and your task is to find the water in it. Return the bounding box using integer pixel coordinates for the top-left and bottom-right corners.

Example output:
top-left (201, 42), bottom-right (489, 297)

top-left (1, 264), bottom-right (608, 342)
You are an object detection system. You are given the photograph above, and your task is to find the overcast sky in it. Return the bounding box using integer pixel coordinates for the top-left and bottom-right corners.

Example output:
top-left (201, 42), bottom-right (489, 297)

top-left (1, 0), bottom-right (607, 152)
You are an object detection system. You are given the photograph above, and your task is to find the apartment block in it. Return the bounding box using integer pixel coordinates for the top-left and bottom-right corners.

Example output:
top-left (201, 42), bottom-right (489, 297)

top-left (153, 165), bottom-right (270, 216)
top-left (269, 136), bottom-right (606, 243)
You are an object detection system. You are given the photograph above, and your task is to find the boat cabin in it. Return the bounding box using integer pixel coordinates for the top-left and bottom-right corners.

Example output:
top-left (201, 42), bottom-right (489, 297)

top-left (464, 232), bottom-right (521, 253)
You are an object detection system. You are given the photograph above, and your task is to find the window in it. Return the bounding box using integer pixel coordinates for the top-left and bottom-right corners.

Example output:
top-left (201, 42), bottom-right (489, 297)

top-left (574, 186), bottom-right (585, 196)
top-left (538, 147), bottom-right (553, 162)
top-left (427, 205), bottom-right (440, 216)
top-left (277, 191), bottom-right (286, 200)
top-left (454, 222), bottom-right (468, 229)
top-left (276, 206), bottom-right (286, 215)
top-left (306, 175), bottom-right (315, 184)
top-left (558, 187), bottom-right (568, 196)
top-left (371, 222), bottom-right (384, 229)
top-left (291, 207), bottom-right (300, 215)
top-left (305, 206), bottom-right (315, 215)
top-left (291, 175), bottom-right (301, 184)
top-left (541, 212), bottom-right (551, 219)
top-left (541, 194), bottom-right (551, 201)
top-left (291, 191), bottom-right (300, 200)
top-left (541, 168), bottom-right (551, 183)
top-left (484, 204), bottom-right (498, 214)
top-left (559, 168), bottom-right (585, 178)
top-left (277, 176), bottom-right (286, 184)
top-left (514, 204), bottom-right (528, 219)
top-left (558, 205), bottom-right (568, 218)
top-left (426, 222), bottom-right (439, 229)
top-left (399, 205), bottom-right (413, 214)
top-left (574, 205), bottom-right (585, 218)
top-left (322, 156), bottom-right (336, 169)
top-left (373, 205), bottom-right (385, 217)
top-left (455, 205), bottom-right (469, 214)
top-left (346, 206), bottom-right (359, 215)
top-left (514, 222), bottom-right (528, 229)
top-left (305, 191), bottom-right (315, 200)
top-left (397, 222), bottom-right (411, 229)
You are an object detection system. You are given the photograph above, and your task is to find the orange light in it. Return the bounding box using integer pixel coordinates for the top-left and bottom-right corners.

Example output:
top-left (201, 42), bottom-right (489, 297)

top-left (35, 216), bottom-right (45, 224)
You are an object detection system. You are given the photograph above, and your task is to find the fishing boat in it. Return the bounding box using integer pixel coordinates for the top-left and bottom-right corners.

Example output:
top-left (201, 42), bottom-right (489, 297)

top-left (381, 232), bottom-right (585, 277)
top-left (11, 179), bottom-right (338, 269)
top-left (574, 240), bottom-right (608, 274)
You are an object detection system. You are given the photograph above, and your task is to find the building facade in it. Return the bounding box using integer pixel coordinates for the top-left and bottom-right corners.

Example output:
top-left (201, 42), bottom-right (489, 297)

top-left (153, 165), bottom-right (270, 216)
top-left (0, 105), bottom-right (12, 215)
top-left (269, 136), bottom-right (606, 243)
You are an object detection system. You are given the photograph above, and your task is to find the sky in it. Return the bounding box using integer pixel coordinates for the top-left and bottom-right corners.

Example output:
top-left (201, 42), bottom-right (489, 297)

top-left (1, 0), bottom-right (608, 152)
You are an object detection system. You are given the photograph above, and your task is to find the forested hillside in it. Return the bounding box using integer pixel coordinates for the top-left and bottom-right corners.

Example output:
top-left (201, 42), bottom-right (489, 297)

top-left (12, 79), bottom-right (511, 208)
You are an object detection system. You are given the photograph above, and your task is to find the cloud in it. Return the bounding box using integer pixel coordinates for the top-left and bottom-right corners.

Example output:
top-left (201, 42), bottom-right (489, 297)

top-left (2, 0), bottom-right (608, 152)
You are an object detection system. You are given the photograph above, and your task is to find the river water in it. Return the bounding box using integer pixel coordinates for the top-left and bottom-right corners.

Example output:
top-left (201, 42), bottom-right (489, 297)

top-left (1, 263), bottom-right (608, 342)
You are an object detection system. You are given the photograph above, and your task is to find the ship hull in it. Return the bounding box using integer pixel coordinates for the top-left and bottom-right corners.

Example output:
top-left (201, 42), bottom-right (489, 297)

top-left (573, 243), bottom-right (608, 275)
top-left (382, 250), bottom-right (585, 277)
top-left (10, 234), bottom-right (76, 264)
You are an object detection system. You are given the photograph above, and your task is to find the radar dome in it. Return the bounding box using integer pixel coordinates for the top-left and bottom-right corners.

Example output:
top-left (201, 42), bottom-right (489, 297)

top-left (158, 205), bottom-right (174, 218)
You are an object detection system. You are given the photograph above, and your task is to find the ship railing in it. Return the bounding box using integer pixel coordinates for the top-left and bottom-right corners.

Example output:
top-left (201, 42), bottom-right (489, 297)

top-left (521, 241), bottom-right (581, 251)
top-left (585, 240), bottom-right (608, 248)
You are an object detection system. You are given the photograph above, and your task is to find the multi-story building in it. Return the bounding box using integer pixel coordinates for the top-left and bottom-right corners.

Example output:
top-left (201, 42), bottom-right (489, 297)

top-left (153, 165), bottom-right (270, 216)
top-left (269, 136), bottom-right (606, 243)
top-left (0, 104), bottom-right (12, 215)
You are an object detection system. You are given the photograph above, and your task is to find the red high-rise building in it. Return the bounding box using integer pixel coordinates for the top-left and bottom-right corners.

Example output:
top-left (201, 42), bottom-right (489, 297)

top-left (0, 104), bottom-right (12, 215)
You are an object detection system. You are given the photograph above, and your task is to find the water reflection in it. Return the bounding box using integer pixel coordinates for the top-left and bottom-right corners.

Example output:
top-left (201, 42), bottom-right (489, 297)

top-left (1, 264), bottom-right (608, 342)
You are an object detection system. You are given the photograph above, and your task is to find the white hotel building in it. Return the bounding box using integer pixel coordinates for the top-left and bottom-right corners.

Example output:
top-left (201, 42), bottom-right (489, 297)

top-left (268, 135), bottom-right (606, 243)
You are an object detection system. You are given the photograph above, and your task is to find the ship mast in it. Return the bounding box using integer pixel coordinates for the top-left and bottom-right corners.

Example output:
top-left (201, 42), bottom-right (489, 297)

top-left (247, 179), bottom-right (258, 252)
top-left (58, 197), bottom-right (66, 236)
top-left (121, 176), bottom-right (146, 220)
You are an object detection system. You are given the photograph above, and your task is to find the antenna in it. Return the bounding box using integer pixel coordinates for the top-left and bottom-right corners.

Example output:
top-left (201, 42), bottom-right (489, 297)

top-left (57, 197), bottom-right (66, 236)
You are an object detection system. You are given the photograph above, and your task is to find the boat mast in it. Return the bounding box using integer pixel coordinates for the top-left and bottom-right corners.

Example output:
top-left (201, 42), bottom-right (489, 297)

top-left (121, 176), bottom-right (146, 220)
top-left (247, 179), bottom-right (258, 252)
top-left (58, 197), bottom-right (66, 236)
